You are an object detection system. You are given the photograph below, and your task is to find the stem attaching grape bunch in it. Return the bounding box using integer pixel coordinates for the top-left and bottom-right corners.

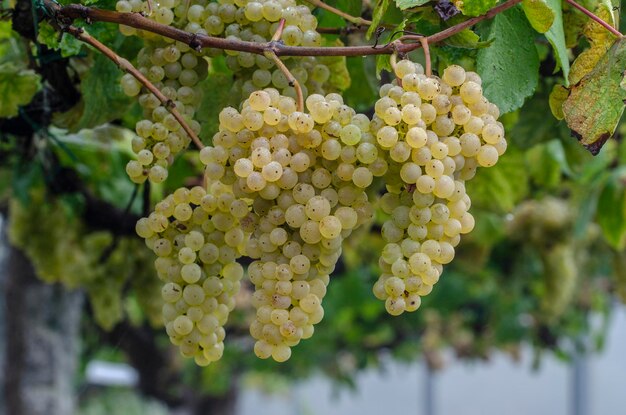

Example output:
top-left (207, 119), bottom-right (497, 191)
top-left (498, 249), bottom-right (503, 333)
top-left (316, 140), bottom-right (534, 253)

top-left (368, 61), bottom-right (507, 315)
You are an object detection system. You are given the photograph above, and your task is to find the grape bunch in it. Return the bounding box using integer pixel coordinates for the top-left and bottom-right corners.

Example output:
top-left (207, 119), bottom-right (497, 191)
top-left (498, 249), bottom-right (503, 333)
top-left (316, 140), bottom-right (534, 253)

top-left (137, 61), bottom-right (507, 364)
top-left (116, 0), bottom-right (346, 184)
top-left (136, 185), bottom-right (249, 366)
top-left (122, 41), bottom-right (208, 184)
top-left (190, 0), bottom-right (335, 99)
top-left (368, 61), bottom-right (506, 315)
top-left (201, 89), bottom-right (376, 361)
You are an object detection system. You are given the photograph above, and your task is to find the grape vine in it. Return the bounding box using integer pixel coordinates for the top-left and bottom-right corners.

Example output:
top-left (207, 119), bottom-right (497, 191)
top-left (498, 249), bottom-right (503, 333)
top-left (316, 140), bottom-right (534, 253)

top-left (16, 0), bottom-right (624, 368)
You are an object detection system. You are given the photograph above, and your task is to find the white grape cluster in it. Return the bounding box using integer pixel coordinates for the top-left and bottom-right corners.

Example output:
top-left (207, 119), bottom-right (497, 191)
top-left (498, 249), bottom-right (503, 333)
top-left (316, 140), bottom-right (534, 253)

top-left (369, 62), bottom-right (506, 315)
top-left (136, 185), bottom-right (249, 366)
top-left (196, 88), bottom-right (376, 361)
top-left (194, 0), bottom-right (331, 99)
top-left (137, 62), bottom-right (506, 365)
top-left (115, 0), bottom-right (330, 100)
top-left (122, 41), bottom-right (208, 184)
top-left (116, 0), bottom-right (343, 184)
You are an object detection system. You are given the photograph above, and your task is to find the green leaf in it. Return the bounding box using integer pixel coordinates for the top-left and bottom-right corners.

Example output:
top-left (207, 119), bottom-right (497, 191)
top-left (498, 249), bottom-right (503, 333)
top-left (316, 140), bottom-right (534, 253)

top-left (54, 54), bottom-right (132, 131)
top-left (466, 147), bottom-right (529, 212)
top-left (562, 38), bottom-right (626, 155)
top-left (457, 0), bottom-right (497, 17)
top-left (476, 6), bottom-right (539, 113)
top-left (375, 54), bottom-right (393, 75)
top-left (445, 28), bottom-right (493, 49)
top-left (196, 73), bottom-right (235, 143)
top-left (549, 84), bottom-right (568, 120)
top-left (367, 0), bottom-right (390, 38)
top-left (0, 62), bottom-right (41, 118)
top-left (395, 0), bottom-right (431, 9)
top-left (596, 171), bottom-right (626, 249)
top-left (37, 22), bottom-right (83, 58)
top-left (344, 56), bottom-right (378, 111)
top-left (522, 0), bottom-right (555, 33)
top-left (526, 140), bottom-right (570, 188)
top-left (544, 0), bottom-right (570, 84)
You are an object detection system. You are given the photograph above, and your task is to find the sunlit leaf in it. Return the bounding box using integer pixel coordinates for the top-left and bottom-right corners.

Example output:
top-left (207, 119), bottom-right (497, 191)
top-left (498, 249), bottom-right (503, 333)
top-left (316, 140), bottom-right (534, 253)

top-left (0, 62), bottom-right (41, 118)
top-left (522, 0), bottom-right (555, 33)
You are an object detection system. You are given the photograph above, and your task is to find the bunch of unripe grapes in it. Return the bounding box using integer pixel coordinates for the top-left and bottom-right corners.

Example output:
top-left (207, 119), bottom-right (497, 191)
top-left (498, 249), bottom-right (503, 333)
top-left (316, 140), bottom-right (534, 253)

top-left (369, 61), bottom-right (506, 315)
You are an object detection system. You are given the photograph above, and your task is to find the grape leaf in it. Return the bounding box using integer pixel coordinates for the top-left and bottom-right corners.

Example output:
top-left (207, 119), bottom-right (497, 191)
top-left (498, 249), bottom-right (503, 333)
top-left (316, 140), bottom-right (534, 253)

top-left (562, 38), bottom-right (626, 155)
top-left (0, 62), bottom-right (41, 118)
top-left (597, 170), bottom-right (626, 249)
top-left (197, 73), bottom-right (235, 143)
top-left (522, 0), bottom-right (554, 33)
top-left (549, 84), bottom-right (568, 120)
top-left (344, 56), bottom-right (378, 111)
top-left (395, 0), bottom-right (431, 9)
top-left (511, 86), bottom-right (571, 148)
top-left (456, 0), bottom-right (497, 17)
top-left (37, 21), bottom-right (83, 58)
top-left (54, 54), bottom-right (132, 131)
top-left (569, 3), bottom-right (617, 85)
top-left (526, 140), bottom-right (572, 188)
top-left (445, 28), bottom-right (492, 48)
top-left (367, 0), bottom-right (390, 38)
top-left (544, 0), bottom-right (570, 84)
top-left (466, 147), bottom-right (529, 212)
top-left (476, 6), bottom-right (539, 114)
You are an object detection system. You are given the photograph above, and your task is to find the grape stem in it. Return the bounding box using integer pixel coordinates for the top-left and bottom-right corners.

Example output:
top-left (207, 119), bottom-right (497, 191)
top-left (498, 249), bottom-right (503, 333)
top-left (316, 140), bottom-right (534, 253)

top-left (304, 0), bottom-right (372, 27)
top-left (271, 18), bottom-right (287, 42)
top-left (60, 25), bottom-right (205, 150)
top-left (564, 0), bottom-right (623, 38)
top-left (43, 0), bottom-right (523, 57)
top-left (266, 19), bottom-right (304, 111)
top-left (400, 35), bottom-right (432, 76)
top-left (265, 51), bottom-right (305, 112)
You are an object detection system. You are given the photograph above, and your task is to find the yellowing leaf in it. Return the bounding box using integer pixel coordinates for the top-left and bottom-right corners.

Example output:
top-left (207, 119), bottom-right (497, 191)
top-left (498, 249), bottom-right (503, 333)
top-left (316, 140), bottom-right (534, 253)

top-left (549, 84), bottom-right (569, 120)
top-left (562, 38), bottom-right (626, 154)
top-left (455, 0), bottom-right (497, 17)
top-left (522, 0), bottom-right (555, 33)
top-left (0, 62), bottom-right (41, 118)
top-left (569, 3), bottom-right (619, 85)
